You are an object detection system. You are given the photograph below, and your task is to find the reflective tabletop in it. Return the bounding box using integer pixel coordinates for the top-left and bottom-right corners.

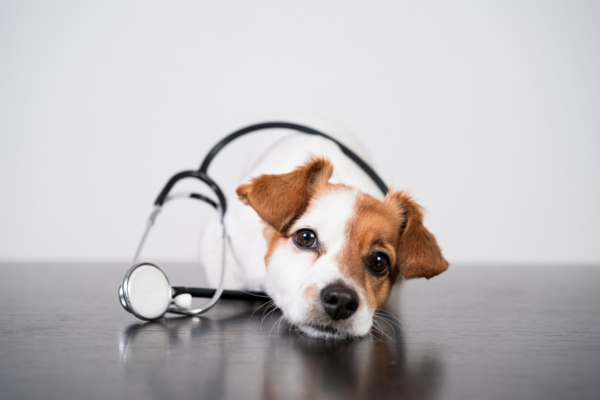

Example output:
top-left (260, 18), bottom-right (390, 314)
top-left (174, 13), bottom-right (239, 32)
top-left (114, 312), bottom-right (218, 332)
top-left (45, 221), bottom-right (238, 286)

top-left (0, 263), bottom-right (599, 400)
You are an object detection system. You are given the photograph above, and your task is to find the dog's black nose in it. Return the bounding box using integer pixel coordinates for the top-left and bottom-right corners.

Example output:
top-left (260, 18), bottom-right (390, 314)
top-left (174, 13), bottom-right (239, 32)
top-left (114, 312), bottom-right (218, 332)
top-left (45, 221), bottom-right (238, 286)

top-left (320, 285), bottom-right (359, 321)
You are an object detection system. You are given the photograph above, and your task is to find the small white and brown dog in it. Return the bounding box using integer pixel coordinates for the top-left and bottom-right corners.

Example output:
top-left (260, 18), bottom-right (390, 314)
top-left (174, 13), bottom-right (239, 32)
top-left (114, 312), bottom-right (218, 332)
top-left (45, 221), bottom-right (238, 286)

top-left (200, 128), bottom-right (448, 340)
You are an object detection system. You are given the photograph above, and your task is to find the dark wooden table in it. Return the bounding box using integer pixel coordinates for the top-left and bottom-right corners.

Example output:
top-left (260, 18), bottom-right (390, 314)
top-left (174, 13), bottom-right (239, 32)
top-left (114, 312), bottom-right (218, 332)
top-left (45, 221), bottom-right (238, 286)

top-left (0, 263), bottom-right (598, 400)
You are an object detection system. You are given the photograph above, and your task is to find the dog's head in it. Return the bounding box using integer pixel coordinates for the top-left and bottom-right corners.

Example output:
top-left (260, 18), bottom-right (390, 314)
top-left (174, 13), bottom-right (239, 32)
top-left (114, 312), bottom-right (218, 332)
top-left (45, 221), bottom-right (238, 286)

top-left (237, 157), bottom-right (448, 339)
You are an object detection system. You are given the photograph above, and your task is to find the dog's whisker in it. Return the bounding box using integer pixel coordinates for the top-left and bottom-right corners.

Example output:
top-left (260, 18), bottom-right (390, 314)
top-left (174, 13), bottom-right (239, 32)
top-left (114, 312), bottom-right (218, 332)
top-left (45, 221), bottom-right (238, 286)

top-left (276, 316), bottom-right (286, 341)
top-left (261, 308), bottom-right (278, 326)
top-left (373, 321), bottom-right (383, 342)
top-left (251, 300), bottom-right (273, 319)
top-left (269, 315), bottom-right (284, 339)
top-left (261, 303), bottom-right (277, 321)
top-left (374, 310), bottom-right (408, 335)
top-left (377, 312), bottom-right (403, 329)
top-left (375, 309), bottom-right (403, 324)
top-left (260, 304), bottom-right (279, 338)
top-left (373, 315), bottom-right (398, 341)
top-left (261, 302), bottom-right (276, 320)
top-left (379, 317), bottom-right (408, 336)
top-left (370, 320), bottom-right (382, 341)
top-left (377, 316), bottom-right (397, 337)
top-left (372, 319), bottom-right (393, 342)
top-left (370, 326), bottom-right (383, 343)
top-left (374, 313), bottom-right (403, 330)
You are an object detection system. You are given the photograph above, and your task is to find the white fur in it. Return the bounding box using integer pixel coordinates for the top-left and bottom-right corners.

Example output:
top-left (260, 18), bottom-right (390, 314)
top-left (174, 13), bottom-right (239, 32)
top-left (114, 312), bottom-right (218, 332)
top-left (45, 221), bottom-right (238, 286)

top-left (268, 188), bottom-right (374, 338)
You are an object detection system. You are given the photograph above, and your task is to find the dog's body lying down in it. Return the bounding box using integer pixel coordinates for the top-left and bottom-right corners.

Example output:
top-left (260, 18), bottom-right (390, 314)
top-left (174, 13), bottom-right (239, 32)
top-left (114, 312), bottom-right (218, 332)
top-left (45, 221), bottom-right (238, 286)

top-left (200, 130), bottom-right (448, 339)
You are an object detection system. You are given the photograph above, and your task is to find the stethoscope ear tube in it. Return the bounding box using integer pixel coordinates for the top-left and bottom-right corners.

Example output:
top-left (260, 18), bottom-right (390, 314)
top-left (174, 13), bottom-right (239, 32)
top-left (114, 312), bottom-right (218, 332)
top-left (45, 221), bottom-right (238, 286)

top-left (153, 170), bottom-right (227, 213)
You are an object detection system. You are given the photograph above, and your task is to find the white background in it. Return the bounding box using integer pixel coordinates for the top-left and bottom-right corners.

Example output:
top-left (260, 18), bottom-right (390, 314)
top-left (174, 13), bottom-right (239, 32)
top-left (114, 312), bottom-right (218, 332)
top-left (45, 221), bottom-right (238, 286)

top-left (1, 1), bottom-right (599, 265)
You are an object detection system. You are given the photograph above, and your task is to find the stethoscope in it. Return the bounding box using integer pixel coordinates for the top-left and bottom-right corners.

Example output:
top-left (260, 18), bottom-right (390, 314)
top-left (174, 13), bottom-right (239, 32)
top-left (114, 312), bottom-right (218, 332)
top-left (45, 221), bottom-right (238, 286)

top-left (119, 122), bottom-right (389, 321)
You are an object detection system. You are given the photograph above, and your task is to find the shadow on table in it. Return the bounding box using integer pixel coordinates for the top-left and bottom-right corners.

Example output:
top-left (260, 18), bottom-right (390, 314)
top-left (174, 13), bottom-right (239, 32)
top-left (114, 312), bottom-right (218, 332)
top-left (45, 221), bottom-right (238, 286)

top-left (119, 302), bottom-right (444, 400)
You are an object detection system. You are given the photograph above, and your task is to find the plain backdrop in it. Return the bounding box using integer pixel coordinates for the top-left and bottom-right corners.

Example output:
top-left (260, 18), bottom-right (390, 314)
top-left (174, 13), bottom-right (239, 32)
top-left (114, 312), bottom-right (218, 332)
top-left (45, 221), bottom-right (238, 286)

top-left (1, 1), bottom-right (599, 265)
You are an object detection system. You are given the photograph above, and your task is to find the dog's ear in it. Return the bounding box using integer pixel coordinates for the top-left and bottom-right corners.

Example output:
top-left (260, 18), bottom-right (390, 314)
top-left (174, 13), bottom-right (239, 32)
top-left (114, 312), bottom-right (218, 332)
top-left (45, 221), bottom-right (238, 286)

top-left (236, 157), bottom-right (333, 232)
top-left (385, 191), bottom-right (449, 279)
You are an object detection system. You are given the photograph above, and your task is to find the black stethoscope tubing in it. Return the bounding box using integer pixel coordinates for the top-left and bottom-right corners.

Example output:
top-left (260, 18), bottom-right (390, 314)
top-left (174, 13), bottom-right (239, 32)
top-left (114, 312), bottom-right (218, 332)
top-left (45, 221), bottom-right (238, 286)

top-left (172, 286), bottom-right (269, 302)
top-left (198, 122), bottom-right (389, 195)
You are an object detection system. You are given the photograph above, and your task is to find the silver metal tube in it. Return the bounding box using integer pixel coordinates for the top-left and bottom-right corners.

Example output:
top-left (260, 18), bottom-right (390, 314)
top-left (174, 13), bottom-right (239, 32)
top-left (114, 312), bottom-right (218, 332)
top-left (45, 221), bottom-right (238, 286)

top-left (130, 194), bottom-right (227, 317)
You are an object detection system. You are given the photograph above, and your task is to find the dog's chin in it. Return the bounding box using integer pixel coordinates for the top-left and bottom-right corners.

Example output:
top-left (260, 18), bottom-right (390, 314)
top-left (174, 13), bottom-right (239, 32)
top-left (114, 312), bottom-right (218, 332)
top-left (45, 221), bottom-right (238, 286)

top-left (295, 321), bottom-right (367, 340)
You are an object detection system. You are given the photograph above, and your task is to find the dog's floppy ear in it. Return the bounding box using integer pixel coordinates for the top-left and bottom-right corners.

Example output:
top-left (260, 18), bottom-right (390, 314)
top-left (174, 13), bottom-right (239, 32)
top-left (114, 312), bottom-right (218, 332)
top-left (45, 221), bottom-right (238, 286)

top-left (236, 157), bottom-right (333, 232)
top-left (386, 191), bottom-right (449, 279)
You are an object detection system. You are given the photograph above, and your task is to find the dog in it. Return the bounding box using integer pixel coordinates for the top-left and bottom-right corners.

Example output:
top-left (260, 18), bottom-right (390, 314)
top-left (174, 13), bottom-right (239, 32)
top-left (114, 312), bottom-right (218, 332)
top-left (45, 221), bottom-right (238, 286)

top-left (200, 126), bottom-right (448, 340)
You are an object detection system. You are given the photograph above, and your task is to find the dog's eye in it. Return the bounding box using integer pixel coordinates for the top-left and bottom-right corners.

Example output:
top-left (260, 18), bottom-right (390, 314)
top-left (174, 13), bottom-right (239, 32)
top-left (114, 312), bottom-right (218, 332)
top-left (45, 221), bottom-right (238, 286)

top-left (295, 229), bottom-right (317, 248)
top-left (368, 252), bottom-right (390, 275)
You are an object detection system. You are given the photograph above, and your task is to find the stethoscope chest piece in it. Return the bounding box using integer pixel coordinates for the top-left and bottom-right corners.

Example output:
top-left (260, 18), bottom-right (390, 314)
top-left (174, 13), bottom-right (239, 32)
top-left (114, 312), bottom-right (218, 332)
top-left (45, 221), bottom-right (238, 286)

top-left (119, 263), bottom-right (172, 321)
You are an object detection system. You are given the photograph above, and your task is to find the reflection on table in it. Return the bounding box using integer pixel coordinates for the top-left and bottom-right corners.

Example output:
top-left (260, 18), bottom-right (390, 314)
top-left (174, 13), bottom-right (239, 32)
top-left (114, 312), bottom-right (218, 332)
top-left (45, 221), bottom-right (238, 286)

top-left (119, 301), bottom-right (444, 400)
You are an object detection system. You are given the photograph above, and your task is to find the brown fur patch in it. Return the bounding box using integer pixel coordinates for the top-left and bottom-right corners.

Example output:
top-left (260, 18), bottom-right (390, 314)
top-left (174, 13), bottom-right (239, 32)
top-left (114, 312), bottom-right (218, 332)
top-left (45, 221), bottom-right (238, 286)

top-left (337, 190), bottom-right (448, 310)
top-left (303, 283), bottom-right (318, 301)
top-left (385, 191), bottom-right (449, 280)
top-left (236, 157), bottom-right (333, 232)
top-left (337, 192), bottom-right (402, 310)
